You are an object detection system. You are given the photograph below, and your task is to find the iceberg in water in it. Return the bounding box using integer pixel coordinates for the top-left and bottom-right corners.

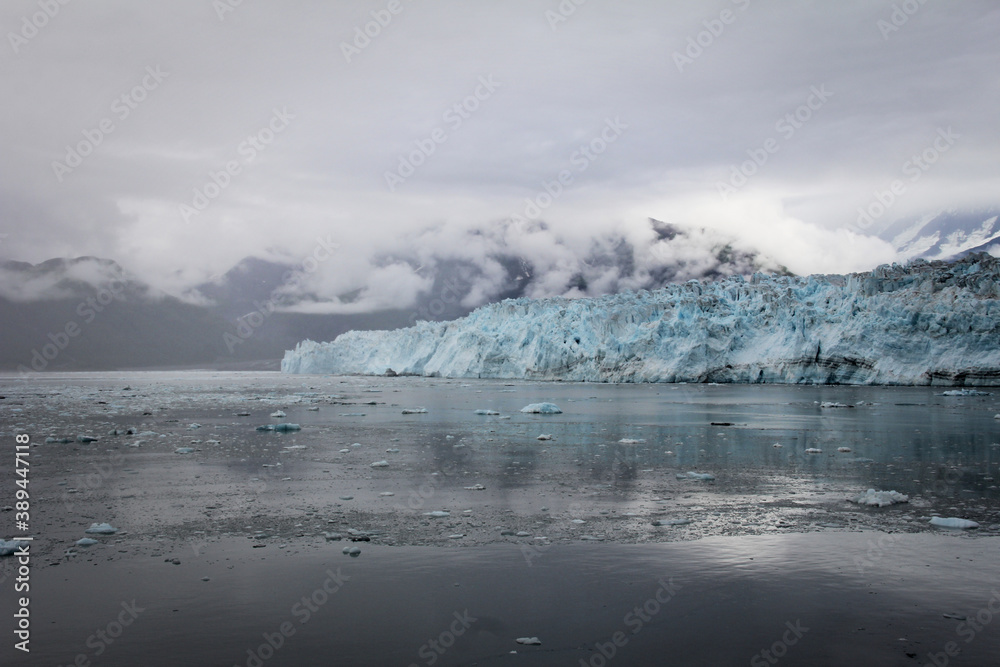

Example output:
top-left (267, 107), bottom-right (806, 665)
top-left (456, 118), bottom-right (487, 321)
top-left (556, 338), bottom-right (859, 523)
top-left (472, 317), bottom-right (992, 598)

top-left (847, 489), bottom-right (909, 507)
top-left (520, 402), bottom-right (562, 414)
top-left (282, 254), bottom-right (1000, 385)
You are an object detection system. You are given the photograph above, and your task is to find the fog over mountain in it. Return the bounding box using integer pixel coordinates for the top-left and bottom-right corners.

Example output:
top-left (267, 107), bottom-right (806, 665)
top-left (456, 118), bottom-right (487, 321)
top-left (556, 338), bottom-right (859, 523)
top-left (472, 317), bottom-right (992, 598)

top-left (0, 218), bottom-right (788, 371)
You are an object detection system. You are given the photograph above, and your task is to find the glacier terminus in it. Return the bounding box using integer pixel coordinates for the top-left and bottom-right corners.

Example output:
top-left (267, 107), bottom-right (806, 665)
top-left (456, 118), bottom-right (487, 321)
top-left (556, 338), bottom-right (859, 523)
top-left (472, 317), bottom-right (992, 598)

top-left (282, 254), bottom-right (1000, 385)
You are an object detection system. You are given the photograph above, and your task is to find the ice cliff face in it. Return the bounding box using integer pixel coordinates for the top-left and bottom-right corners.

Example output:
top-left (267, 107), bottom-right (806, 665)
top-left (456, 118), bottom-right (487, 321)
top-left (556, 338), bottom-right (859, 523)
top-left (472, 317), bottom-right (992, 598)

top-left (282, 254), bottom-right (1000, 385)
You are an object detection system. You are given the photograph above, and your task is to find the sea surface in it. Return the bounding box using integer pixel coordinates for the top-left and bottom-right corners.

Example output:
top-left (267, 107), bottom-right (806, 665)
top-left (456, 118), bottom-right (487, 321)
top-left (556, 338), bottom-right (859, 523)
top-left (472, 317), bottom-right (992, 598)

top-left (0, 371), bottom-right (998, 666)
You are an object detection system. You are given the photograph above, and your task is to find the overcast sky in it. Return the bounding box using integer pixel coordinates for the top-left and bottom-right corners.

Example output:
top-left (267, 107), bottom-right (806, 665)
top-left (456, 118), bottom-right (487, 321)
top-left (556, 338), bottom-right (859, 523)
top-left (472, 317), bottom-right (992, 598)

top-left (2, 0), bottom-right (999, 303)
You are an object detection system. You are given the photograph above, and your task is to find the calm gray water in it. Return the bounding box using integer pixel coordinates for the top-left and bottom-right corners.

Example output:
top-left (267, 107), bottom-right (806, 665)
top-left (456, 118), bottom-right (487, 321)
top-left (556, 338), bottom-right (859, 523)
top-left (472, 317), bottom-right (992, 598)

top-left (1, 372), bottom-right (998, 666)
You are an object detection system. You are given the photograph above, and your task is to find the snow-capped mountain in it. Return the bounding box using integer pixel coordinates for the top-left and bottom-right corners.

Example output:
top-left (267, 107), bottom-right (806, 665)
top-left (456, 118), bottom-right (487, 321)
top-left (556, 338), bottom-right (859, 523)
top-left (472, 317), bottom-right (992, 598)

top-left (872, 208), bottom-right (1000, 262)
top-left (282, 253), bottom-right (1000, 386)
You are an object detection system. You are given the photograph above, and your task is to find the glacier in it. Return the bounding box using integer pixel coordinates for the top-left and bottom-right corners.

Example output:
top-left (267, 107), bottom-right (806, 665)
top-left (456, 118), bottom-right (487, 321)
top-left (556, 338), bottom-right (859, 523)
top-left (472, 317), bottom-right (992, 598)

top-left (282, 254), bottom-right (1000, 386)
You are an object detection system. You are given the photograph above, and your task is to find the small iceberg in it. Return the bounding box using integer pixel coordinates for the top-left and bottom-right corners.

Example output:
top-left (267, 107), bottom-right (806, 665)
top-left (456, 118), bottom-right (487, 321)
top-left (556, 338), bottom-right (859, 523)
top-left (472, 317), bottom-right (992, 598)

top-left (837, 447), bottom-right (852, 453)
top-left (85, 522), bottom-right (118, 535)
top-left (464, 484), bottom-right (486, 490)
top-left (0, 539), bottom-right (29, 556)
top-left (804, 448), bottom-right (823, 454)
top-left (618, 438), bottom-right (646, 444)
top-left (536, 434), bottom-right (553, 441)
top-left (930, 517), bottom-right (979, 529)
top-left (424, 511), bottom-right (450, 518)
top-left (515, 637), bottom-right (542, 645)
top-left (940, 389), bottom-right (990, 397)
top-left (520, 402), bottom-right (562, 414)
top-left (76, 538), bottom-right (100, 547)
top-left (270, 410), bottom-right (287, 418)
top-left (848, 489), bottom-right (909, 507)
top-left (820, 402), bottom-right (852, 408)
top-left (676, 471), bottom-right (715, 481)
top-left (370, 460), bottom-right (389, 468)
top-left (256, 424), bottom-right (301, 432)
top-left (475, 409), bottom-right (500, 416)
top-left (175, 447), bottom-right (195, 454)
top-left (401, 408), bottom-right (428, 414)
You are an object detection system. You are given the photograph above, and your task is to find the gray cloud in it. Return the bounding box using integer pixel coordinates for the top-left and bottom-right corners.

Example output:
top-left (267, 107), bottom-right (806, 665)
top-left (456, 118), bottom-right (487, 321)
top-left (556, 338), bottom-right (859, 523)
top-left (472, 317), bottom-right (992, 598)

top-left (1, 0), bottom-right (997, 305)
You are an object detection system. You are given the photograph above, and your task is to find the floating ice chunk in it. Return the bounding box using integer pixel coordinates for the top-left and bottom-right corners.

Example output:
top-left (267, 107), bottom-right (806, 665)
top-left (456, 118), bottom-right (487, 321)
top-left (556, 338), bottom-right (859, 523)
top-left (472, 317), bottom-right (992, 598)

top-left (520, 402), bottom-right (562, 414)
top-left (449, 534), bottom-right (465, 539)
top-left (772, 443), bottom-right (783, 448)
top-left (930, 517), bottom-right (979, 529)
top-left (46, 436), bottom-right (73, 444)
top-left (653, 518), bottom-right (692, 526)
top-left (370, 460), bottom-right (389, 468)
top-left (270, 410), bottom-right (286, 418)
top-left (805, 448), bottom-right (823, 454)
top-left (175, 447), bottom-right (195, 454)
top-left (339, 448), bottom-right (350, 453)
top-left (994, 414), bottom-right (1000, 420)
top-left (837, 447), bottom-right (852, 452)
top-left (536, 434), bottom-right (553, 441)
top-left (256, 423), bottom-right (301, 432)
top-left (571, 519), bottom-right (586, 524)
top-left (401, 408), bottom-right (428, 414)
top-left (343, 546), bottom-right (361, 557)
top-left (515, 637), bottom-right (541, 645)
top-left (464, 484), bottom-right (486, 490)
top-left (676, 471), bottom-right (715, 481)
top-left (848, 489), bottom-right (909, 506)
top-left (307, 407), bottom-right (320, 411)
top-left (76, 538), bottom-right (100, 547)
top-left (188, 423), bottom-right (202, 429)
top-left (820, 402), bottom-right (852, 408)
top-left (618, 438), bottom-right (646, 444)
top-left (85, 523), bottom-right (118, 535)
top-left (340, 413), bottom-right (367, 417)
top-left (940, 389), bottom-right (991, 396)
top-left (475, 409), bottom-right (501, 415)
top-left (0, 539), bottom-right (29, 556)
top-left (425, 511), bottom-right (450, 518)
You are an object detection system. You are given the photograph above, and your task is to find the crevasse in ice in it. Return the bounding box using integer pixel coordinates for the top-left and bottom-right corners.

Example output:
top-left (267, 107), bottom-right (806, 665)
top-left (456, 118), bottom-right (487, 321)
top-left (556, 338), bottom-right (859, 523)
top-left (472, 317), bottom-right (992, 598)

top-left (282, 254), bottom-right (1000, 385)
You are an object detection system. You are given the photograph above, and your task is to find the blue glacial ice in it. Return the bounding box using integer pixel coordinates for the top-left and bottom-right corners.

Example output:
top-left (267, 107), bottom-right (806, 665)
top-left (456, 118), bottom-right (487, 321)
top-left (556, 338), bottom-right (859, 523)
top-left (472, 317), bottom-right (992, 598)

top-left (282, 254), bottom-right (1000, 385)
